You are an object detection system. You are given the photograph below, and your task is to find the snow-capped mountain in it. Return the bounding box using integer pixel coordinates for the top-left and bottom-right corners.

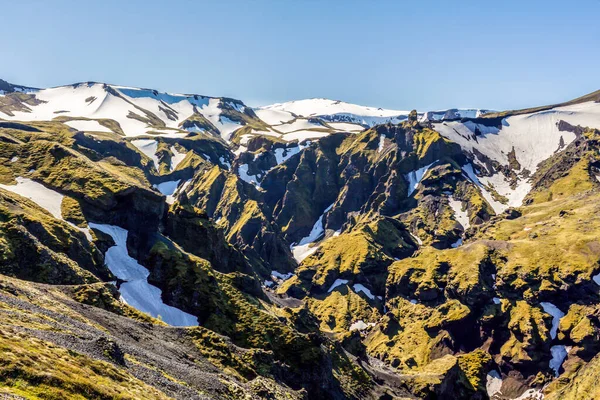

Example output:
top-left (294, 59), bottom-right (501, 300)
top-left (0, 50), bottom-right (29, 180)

top-left (3, 78), bottom-right (600, 399)
top-left (256, 98), bottom-right (411, 127)
top-left (0, 80), bottom-right (252, 140)
top-left (433, 101), bottom-right (600, 212)
top-left (419, 108), bottom-right (493, 122)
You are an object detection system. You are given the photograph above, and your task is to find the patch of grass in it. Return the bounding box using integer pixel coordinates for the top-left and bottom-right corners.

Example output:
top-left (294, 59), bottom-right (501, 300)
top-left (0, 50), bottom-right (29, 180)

top-left (0, 328), bottom-right (170, 400)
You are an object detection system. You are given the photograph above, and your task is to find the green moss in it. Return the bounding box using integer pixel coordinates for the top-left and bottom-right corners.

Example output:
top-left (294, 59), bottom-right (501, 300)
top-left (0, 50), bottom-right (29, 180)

top-left (0, 190), bottom-right (103, 285)
top-left (295, 215), bottom-right (410, 294)
top-left (500, 301), bottom-right (549, 365)
top-left (61, 196), bottom-right (86, 227)
top-left (529, 159), bottom-right (595, 204)
top-left (413, 128), bottom-right (454, 160)
top-left (558, 304), bottom-right (599, 344)
top-left (365, 299), bottom-right (468, 370)
top-left (306, 288), bottom-right (380, 334)
top-left (456, 350), bottom-right (492, 392)
top-left (187, 327), bottom-right (267, 380)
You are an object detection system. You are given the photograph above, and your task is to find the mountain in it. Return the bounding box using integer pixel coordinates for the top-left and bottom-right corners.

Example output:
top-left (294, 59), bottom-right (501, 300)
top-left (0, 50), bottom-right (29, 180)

top-left (1, 79), bottom-right (600, 399)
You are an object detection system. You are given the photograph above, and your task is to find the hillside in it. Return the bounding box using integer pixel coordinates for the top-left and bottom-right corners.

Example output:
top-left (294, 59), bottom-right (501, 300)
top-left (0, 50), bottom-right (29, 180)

top-left (1, 79), bottom-right (600, 399)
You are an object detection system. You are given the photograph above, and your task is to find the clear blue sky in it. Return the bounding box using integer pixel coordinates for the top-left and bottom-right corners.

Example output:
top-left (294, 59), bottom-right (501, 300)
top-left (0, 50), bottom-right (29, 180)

top-left (3, 0), bottom-right (600, 110)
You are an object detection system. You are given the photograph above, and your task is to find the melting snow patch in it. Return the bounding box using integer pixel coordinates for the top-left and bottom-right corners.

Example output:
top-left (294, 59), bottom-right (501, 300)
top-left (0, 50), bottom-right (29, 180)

top-left (10, 156), bottom-right (18, 162)
top-left (349, 320), bottom-right (375, 332)
top-left (169, 146), bottom-right (186, 171)
top-left (216, 116), bottom-right (242, 140)
top-left (64, 119), bottom-right (112, 133)
top-left (290, 203), bottom-right (334, 263)
top-left (131, 139), bottom-right (160, 169)
top-left (540, 302), bottom-right (564, 339)
top-left (201, 153), bottom-right (212, 162)
top-left (493, 297), bottom-right (501, 305)
top-left (291, 244), bottom-right (318, 264)
top-left (219, 156), bottom-right (231, 170)
top-left (328, 279), bottom-right (349, 293)
top-left (238, 164), bottom-right (260, 187)
top-left (274, 146), bottom-right (300, 165)
top-left (549, 345), bottom-right (570, 377)
top-left (88, 223), bottom-right (197, 326)
top-left (410, 299), bottom-right (418, 304)
top-left (485, 370), bottom-right (502, 398)
top-left (406, 162), bottom-right (434, 196)
top-left (462, 164), bottom-right (509, 214)
top-left (377, 134), bottom-right (385, 153)
top-left (328, 122), bottom-right (364, 132)
top-left (448, 195), bottom-right (470, 229)
top-left (353, 284), bottom-right (375, 300)
top-left (154, 180), bottom-right (181, 204)
top-left (451, 238), bottom-right (463, 248)
top-left (0, 177), bottom-right (64, 219)
top-left (0, 177), bottom-right (94, 240)
top-left (409, 232), bottom-right (423, 246)
top-left (271, 271), bottom-right (294, 281)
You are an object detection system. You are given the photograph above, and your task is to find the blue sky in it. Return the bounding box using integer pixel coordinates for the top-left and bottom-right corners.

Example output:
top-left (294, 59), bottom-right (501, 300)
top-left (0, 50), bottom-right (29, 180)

top-left (3, 0), bottom-right (600, 110)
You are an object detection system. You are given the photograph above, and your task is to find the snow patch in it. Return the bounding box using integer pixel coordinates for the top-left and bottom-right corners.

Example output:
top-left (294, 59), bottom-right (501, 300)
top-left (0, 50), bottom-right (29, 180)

top-left (328, 279), bottom-right (349, 293)
top-left (219, 156), bottom-right (231, 170)
top-left (377, 134), bottom-right (385, 153)
top-left (291, 244), bottom-right (318, 264)
top-left (254, 108), bottom-right (295, 125)
top-left (549, 345), bottom-right (570, 377)
top-left (409, 232), bottom-right (423, 246)
top-left (353, 284), bottom-right (375, 300)
top-left (349, 320), bottom-right (375, 331)
top-left (131, 139), bottom-right (159, 169)
top-left (290, 203), bottom-right (334, 263)
top-left (258, 98), bottom-right (409, 127)
top-left (0, 177), bottom-right (64, 219)
top-left (406, 162), bottom-right (434, 196)
top-left (64, 119), bottom-right (112, 133)
top-left (272, 118), bottom-right (322, 133)
top-left (169, 146), bottom-right (186, 171)
top-left (274, 146), bottom-right (301, 165)
top-left (154, 180), bottom-right (181, 204)
top-left (451, 238), bottom-right (463, 248)
top-left (540, 302), bottom-right (564, 340)
top-left (462, 164), bottom-right (508, 214)
top-left (328, 122), bottom-right (364, 132)
top-left (448, 195), bottom-right (470, 229)
top-left (88, 223), bottom-right (197, 326)
top-left (485, 370), bottom-right (502, 398)
top-left (271, 271), bottom-right (294, 281)
top-left (238, 164), bottom-right (260, 186)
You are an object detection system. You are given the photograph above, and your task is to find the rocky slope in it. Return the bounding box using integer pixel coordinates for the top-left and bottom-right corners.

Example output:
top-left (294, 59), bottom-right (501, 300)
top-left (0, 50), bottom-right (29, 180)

top-left (1, 79), bottom-right (600, 399)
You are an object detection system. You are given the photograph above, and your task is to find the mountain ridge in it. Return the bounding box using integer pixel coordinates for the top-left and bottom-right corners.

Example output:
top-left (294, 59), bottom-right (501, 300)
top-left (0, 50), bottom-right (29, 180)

top-left (2, 79), bottom-right (600, 399)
